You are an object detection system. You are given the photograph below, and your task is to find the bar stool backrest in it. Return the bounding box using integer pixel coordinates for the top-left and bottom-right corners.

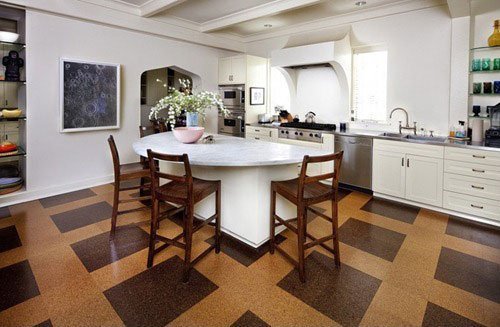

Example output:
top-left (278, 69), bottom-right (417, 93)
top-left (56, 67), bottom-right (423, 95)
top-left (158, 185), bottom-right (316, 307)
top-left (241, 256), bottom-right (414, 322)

top-left (107, 135), bottom-right (121, 182)
top-left (146, 149), bottom-right (193, 197)
top-left (298, 151), bottom-right (344, 197)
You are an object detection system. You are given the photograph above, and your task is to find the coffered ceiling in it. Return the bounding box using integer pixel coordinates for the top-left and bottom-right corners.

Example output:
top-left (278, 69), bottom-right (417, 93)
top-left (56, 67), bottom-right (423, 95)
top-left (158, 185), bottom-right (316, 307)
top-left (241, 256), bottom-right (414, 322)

top-left (99, 0), bottom-right (429, 37)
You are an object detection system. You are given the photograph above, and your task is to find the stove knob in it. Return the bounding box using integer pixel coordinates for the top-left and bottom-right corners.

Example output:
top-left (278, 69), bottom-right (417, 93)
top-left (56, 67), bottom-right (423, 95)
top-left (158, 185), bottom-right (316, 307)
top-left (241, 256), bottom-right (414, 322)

top-left (309, 133), bottom-right (313, 137)
top-left (281, 130), bottom-right (285, 134)
top-left (314, 134), bottom-right (319, 138)
top-left (295, 132), bottom-right (298, 135)
top-left (299, 132), bottom-right (303, 136)
top-left (285, 131), bottom-right (289, 134)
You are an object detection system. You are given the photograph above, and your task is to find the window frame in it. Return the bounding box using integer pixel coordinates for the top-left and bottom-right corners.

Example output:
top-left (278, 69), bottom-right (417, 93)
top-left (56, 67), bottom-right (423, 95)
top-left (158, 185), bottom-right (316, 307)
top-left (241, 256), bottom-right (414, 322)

top-left (351, 45), bottom-right (388, 124)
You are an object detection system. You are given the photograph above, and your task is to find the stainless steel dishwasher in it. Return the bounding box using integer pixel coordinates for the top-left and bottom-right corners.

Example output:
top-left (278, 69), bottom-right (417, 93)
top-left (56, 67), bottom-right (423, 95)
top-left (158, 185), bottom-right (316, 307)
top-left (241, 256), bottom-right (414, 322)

top-left (334, 135), bottom-right (373, 190)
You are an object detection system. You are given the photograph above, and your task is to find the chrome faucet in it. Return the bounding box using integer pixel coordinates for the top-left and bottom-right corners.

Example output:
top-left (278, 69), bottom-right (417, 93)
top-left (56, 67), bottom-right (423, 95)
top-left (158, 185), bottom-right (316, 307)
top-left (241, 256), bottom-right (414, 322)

top-left (389, 107), bottom-right (417, 135)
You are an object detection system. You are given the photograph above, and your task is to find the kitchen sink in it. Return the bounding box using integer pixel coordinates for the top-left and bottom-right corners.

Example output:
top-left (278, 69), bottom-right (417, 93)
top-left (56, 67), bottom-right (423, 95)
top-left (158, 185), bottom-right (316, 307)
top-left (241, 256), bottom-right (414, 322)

top-left (379, 132), bottom-right (405, 138)
top-left (404, 135), bottom-right (447, 142)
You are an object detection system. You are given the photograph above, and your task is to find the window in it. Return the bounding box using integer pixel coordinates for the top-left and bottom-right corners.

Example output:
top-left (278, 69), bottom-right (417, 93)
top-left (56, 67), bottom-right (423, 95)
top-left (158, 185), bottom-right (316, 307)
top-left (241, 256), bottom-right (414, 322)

top-left (352, 49), bottom-right (388, 122)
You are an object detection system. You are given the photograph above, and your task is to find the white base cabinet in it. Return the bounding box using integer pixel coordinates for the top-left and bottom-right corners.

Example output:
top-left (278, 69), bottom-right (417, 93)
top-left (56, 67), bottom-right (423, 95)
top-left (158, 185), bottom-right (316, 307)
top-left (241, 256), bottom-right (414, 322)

top-left (373, 139), bottom-right (444, 207)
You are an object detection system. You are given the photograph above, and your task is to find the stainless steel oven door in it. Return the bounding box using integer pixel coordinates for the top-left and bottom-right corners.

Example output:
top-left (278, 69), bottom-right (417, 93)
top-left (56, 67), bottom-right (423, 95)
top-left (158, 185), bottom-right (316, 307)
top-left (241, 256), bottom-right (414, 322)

top-left (218, 115), bottom-right (244, 137)
top-left (219, 86), bottom-right (244, 107)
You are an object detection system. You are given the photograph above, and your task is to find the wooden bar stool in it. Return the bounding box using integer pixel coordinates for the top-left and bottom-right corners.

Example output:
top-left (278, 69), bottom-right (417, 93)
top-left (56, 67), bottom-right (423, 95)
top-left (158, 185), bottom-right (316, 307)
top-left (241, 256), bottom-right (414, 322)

top-left (270, 152), bottom-right (343, 283)
top-left (107, 135), bottom-right (152, 239)
top-left (146, 149), bottom-right (221, 282)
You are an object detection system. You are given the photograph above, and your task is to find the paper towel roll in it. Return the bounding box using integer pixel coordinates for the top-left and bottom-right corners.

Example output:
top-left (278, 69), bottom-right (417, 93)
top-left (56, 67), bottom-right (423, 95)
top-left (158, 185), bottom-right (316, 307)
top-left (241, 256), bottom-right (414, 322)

top-left (471, 118), bottom-right (484, 142)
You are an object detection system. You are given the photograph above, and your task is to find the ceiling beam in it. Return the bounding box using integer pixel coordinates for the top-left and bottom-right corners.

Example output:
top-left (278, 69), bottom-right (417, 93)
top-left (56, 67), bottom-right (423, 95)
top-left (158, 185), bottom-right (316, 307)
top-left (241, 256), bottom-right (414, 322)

top-left (447, 0), bottom-right (470, 18)
top-left (200, 0), bottom-right (322, 33)
top-left (140, 0), bottom-right (186, 17)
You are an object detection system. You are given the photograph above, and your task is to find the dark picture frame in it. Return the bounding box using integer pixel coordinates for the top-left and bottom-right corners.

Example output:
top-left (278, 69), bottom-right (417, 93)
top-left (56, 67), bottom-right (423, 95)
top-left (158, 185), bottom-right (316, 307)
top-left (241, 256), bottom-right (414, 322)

top-left (249, 87), bottom-right (265, 105)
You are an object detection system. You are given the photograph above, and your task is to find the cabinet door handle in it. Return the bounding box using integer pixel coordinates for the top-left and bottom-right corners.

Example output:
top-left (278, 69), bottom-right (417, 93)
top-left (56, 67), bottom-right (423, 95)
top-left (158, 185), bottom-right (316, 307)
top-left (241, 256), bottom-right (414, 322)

top-left (471, 185), bottom-right (484, 190)
top-left (472, 169), bottom-right (485, 173)
top-left (401, 157), bottom-right (404, 166)
top-left (470, 204), bottom-right (483, 209)
top-left (406, 158), bottom-right (409, 167)
top-left (255, 137), bottom-right (260, 140)
top-left (472, 155), bottom-right (485, 159)
top-left (255, 129), bottom-right (260, 132)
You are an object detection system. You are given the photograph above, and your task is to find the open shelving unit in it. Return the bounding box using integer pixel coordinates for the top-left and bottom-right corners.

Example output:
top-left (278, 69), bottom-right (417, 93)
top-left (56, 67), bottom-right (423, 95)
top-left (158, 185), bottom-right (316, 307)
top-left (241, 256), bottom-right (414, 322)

top-left (0, 9), bottom-right (27, 198)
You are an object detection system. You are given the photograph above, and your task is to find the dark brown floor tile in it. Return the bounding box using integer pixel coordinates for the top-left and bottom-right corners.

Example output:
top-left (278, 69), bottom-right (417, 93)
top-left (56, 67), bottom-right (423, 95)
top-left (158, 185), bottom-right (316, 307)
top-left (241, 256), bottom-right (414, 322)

top-left (230, 310), bottom-right (270, 327)
top-left (39, 189), bottom-right (96, 208)
top-left (33, 319), bottom-right (53, 327)
top-left (205, 232), bottom-right (286, 267)
top-left (338, 188), bottom-right (352, 201)
top-left (71, 225), bottom-right (150, 272)
top-left (435, 247), bottom-right (500, 303)
top-left (422, 302), bottom-right (484, 327)
top-left (0, 260), bottom-right (40, 312)
top-left (361, 198), bottom-right (419, 224)
top-left (0, 206), bottom-right (10, 219)
top-left (339, 218), bottom-right (406, 261)
top-left (104, 255), bottom-right (218, 327)
top-left (446, 216), bottom-right (500, 249)
top-left (50, 201), bottom-right (113, 233)
top-left (0, 225), bottom-right (22, 253)
top-left (277, 251), bottom-right (381, 327)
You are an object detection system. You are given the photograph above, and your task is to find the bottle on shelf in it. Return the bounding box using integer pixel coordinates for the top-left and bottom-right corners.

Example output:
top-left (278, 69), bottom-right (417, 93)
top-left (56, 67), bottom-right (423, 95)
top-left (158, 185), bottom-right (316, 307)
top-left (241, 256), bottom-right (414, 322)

top-left (488, 19), bottom-right (500, 47)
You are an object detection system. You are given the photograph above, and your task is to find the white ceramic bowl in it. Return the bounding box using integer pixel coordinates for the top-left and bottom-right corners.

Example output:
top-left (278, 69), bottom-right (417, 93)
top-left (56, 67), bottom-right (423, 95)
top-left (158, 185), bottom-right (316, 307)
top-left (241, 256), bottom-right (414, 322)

top-left (0, 32), bottom-right (19, 43)
top-left (172, 127), bottom-right (205, 144)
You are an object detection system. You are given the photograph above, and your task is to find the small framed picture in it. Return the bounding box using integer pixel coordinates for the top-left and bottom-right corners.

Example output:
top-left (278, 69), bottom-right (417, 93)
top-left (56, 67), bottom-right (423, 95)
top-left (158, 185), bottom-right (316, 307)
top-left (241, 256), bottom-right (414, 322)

top-left (250, 87), bottom-right (265, 105)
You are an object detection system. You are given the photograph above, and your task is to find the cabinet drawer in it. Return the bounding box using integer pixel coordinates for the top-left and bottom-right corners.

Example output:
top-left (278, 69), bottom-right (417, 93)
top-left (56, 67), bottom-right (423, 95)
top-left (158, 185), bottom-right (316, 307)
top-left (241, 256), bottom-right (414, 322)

top-left (246, 126), bottom-right (272, 138)
top-left (443, 191), bottom-right (500, 222)
top-left (444, 160), bottom-right (500, 181)
top-left (444, 173), bottom-right (500, 201)
top-left (445, 147), bottom-right (500, 167)
top-left (374, 139), bottom-right (443, 158)
top-left (246, 134), bottom-right (271, 142)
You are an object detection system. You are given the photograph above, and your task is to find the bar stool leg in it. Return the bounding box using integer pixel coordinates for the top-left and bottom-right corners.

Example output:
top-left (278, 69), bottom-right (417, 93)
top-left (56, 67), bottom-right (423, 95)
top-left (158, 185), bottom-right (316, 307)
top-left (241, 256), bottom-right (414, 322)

top-left (269, 187), bottom-right (277, 254)
top-left (183, 203), bottom-right (194, 283)
top-left (147, 199), bottom-right (159, 268)
top-left (331, 198), bottom-right (341, 267)
top-left (215, 183), bottom-right (221, 254)
top-left (110, 179), bottom-right (120, 240)
top-left (297, 204), bottom-right (306, 283)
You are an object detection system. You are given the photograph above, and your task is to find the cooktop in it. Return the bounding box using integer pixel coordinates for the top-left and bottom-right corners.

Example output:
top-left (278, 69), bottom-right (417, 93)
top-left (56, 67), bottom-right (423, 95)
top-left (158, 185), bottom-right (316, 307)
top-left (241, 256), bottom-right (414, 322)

top-left (280, 122), bottom-right (337, 131)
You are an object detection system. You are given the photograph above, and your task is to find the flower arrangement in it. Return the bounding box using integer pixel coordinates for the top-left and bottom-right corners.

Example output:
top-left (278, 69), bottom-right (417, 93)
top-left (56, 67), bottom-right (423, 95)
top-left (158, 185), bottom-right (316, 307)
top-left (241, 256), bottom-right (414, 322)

top-left (149, 79), bottom-right (228, 128)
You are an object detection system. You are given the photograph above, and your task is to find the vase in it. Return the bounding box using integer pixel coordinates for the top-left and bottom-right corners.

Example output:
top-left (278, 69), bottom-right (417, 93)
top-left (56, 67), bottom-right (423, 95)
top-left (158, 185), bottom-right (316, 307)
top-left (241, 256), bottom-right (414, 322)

top-left (186, 112), bottom-right (199, 127)
top-left (488, 20), bottom-right (500, 47)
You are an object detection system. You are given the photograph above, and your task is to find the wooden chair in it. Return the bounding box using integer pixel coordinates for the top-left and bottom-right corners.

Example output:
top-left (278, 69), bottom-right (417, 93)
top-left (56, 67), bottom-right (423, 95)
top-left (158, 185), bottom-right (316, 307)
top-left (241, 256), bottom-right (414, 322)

top-left (269, 151), bottom-right (344, 283)
top-left (146, 149), bottom-right (221, 282)
top-left (108, 135), bottom-right (152, 239)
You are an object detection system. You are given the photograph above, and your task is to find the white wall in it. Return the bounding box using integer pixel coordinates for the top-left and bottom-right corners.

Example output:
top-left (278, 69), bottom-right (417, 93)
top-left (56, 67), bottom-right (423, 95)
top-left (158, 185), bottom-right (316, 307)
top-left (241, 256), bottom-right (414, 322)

top-left (23, 10), bottom-right (230, 197)
top-left (249, 5), bottom-right (453, 134)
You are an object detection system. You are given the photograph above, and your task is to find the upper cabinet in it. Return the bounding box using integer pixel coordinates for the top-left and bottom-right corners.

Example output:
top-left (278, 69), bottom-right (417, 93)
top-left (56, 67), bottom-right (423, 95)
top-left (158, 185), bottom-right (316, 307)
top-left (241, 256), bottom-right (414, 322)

top-left (218, 55), bottom-right (247, 85)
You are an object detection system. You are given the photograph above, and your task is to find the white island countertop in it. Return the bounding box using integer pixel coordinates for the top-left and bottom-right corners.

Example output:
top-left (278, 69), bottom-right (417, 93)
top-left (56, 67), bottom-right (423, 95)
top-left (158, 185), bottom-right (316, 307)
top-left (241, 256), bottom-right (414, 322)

top-left (133, 132), bottom-right (330, 167)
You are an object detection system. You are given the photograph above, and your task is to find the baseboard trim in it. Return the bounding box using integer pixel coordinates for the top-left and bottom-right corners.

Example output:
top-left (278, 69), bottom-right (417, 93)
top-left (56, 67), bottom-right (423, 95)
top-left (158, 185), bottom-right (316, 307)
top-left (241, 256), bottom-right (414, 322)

top-left (373, 192), bottom-right (500, 228)
top-left (0, 175), bottom-right (114, 207)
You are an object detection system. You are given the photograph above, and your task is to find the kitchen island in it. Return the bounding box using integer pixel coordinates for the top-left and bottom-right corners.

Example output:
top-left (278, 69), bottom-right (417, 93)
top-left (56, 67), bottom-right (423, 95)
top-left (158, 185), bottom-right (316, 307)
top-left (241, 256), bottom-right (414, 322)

top-left (133, 132), bottom-right (330, 247)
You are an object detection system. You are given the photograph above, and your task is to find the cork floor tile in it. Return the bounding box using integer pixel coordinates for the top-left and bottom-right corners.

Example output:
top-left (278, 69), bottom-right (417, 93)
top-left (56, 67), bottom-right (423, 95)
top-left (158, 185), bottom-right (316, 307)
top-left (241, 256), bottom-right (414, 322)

top-left (39, 188), bottom-right (96, 209)
top-left (422, 302), bottom-right (485, 327)
top-left (361, 197), bottom-right (420, 224)
top-left (0, 260), bottom-right (40, 312)
top-left (446, 216), bottom-right (500, 250)
top-left (104, 255), bottom-right (218, 327)
top-left (50, 201), bottom-right (113, 233)
top-left (0, 225), bottom-right (22, 253)
top-left (230, 310), bottom-right (271, 327)
top-left (277, 251), bottom-right (381, 327)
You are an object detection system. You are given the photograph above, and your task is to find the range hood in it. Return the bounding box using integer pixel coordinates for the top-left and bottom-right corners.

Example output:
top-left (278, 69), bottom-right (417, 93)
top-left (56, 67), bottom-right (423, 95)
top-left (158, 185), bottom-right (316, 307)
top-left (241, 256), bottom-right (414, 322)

top-left (271, 41), bottom-right (338, 69)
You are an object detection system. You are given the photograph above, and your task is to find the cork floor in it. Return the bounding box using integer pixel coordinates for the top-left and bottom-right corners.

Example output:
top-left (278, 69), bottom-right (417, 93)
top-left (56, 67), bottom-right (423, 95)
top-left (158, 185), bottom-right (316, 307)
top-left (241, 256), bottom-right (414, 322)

top-left (0, 183), bottom-right (499, 327)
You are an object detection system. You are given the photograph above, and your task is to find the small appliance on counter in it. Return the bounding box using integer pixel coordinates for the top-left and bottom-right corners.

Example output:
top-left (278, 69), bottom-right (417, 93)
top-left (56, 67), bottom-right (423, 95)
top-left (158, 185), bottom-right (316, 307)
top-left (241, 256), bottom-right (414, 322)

top-left (258, 113), bottom-right (271, 123)
top-left (485, 102), bottom-right (500, 147)
top-left (304, 111), bottom-right (316, 123)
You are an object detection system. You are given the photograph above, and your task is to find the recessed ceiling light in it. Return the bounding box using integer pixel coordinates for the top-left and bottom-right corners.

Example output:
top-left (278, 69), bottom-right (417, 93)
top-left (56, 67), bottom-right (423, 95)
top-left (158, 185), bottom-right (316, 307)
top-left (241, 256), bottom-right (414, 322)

top-left (355, 1), bottom-right (367, 6)
top-left (264, 24), bottom-right (273, 28)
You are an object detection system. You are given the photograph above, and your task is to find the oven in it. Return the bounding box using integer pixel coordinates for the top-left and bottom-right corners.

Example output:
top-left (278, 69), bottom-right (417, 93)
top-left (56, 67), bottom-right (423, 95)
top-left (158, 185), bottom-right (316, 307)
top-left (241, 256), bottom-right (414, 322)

top-left (218, 108), bottom-right (245, 137)
top-left (219, 85), bottom-right (245, 107)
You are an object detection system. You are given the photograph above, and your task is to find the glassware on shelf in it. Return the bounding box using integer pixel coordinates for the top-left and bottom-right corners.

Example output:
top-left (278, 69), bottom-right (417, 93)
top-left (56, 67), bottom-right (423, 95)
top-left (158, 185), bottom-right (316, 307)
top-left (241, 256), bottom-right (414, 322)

top-left (472, 59), bottom-right (481, 71)
top-left (494, 58), bottom-right (500, 70)
top-left (472, 105), bottom-right (481, 116)
top-left (481, 58), bottom-right (492, 71)
top-left (484, 82), bottom-right (493, 94)
top-left (473, 82), bottom-right (482, 94)
top-left (488, 19), bottom-right (500, 47)
top-left (495, 81), bottom-right (500, 94)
